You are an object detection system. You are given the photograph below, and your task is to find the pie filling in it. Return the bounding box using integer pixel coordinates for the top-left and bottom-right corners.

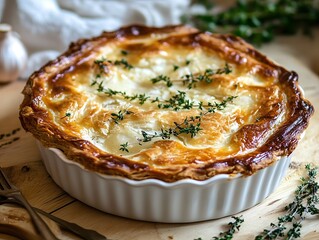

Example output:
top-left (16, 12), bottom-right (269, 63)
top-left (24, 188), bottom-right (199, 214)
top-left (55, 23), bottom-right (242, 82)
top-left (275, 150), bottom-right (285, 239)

top-left (20, 25), bottom-right (314, 182)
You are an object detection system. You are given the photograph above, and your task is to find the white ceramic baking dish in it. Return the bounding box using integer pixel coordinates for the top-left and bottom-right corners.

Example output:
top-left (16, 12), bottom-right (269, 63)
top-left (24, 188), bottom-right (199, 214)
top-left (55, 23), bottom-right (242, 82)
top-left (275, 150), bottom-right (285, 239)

top-left (38, 143), bottom-right (291, 223)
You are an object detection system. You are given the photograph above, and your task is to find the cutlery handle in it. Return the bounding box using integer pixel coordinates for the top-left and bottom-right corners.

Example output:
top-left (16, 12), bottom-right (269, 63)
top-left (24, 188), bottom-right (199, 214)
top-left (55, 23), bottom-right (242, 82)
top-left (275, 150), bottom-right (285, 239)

top-left (9, 193), bottom-right (59, 240)
top-left (34, 207), bottom-right (107, 240)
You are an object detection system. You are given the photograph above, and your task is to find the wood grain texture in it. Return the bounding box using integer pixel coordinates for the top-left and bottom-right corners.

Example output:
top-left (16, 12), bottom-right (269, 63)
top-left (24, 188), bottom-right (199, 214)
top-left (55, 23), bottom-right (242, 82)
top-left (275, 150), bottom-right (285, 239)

top-left (0, 33), bottom-right (319, 239)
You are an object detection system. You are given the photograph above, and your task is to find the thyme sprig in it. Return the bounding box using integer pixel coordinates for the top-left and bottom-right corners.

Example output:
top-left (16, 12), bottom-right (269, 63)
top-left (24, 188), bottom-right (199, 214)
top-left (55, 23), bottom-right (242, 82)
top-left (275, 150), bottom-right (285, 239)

top-left (138, 96), bottom-right (236, 142)
top-left (111, 110), bottom-right (133, 124)
top-left (139, 116), bottom-right (202, 143)
top-left (111, 59), bottom-right (133, 70)
top-left (212, 215), bottom-right (244, 240)
top-left (187, 0), bottom-right (319, 45)
top-left (150, 63), bottom-right (232, 89)
top-left (119, 142), bottom-right (129, 152)
top-left (157, 91), bottom-right (195, 111)
top-left (150, 75), bottom-right (173, 87)
top-left (95, 82), bottom-right (196, 110)
top-left (183, 63), bottom-right (232, 89)
top-left (94, 57), bottom-right (133, 71)
top-left (255, 164), bottom-right (319, 240)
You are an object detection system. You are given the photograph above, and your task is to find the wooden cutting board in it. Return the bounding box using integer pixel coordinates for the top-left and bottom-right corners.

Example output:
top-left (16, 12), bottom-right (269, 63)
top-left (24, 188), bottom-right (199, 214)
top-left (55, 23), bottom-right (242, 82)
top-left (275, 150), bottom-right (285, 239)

top-left (0, 34), bottom-right (319, 240)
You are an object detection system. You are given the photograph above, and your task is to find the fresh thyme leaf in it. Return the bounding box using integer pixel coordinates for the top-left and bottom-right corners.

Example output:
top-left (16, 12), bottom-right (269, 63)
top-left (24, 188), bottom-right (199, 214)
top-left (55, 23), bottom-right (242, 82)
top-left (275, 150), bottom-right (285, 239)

top-left (111, 110), bottom-right (133, 124)
top-left (138, 96), bottom-right (236, 142)
top-left (173, 65), bottom-right (180, 71)
top-left (182, 63), bottom-right (232, 89)
top-left (174, 117), bottom-right (202, 138)
top-left (94, 57), bottom-right (133, 71)
top-left (187, 0), bottom-right (319, 45)
top-left (158, 91), bottom-right (195, 111)
top-left (94, 57), bottom-right (108, 74)
top-left (110, 59), bottom-right (134, 70)
top-left (255, 164), bottom-right (319, 240)
top-left (185, 59), bottom-right (191, 65)
top-left (213, 215), bottom-right (244, 240)
top-left (119, 142), bottom-right (129, 152)
top-left (150, 75), bottom-right (173, 87)
top-left (61, 112), bottom-right (71, 119)
top-left (121, 50), bottom-right (128, 55)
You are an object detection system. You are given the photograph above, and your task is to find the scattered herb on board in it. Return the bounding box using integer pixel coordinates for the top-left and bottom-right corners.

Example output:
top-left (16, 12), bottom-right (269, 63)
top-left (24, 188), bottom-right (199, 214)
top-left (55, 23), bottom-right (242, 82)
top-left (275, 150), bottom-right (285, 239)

top-left (0, 128), bottom-right (21, 148)
top-left (186, 0), bottom-right (319, 45)
top-left (194, 164), bottom-right (319, 240)
top-left (212, 216), bottom-right (244, 240)
top-left (255, 164), bottom-right (319, 240)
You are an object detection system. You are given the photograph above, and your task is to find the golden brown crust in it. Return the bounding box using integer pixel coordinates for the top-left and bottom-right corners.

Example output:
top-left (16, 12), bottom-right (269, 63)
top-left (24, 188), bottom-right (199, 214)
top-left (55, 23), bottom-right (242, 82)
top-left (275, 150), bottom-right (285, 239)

top-left (19, 25), bottom-right (314, 182)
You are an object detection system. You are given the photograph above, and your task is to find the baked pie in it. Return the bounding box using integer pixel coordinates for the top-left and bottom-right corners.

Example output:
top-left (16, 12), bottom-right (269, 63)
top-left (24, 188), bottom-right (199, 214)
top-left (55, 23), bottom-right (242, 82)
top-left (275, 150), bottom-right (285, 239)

top-left (19, 25), bottom-right (314, 183)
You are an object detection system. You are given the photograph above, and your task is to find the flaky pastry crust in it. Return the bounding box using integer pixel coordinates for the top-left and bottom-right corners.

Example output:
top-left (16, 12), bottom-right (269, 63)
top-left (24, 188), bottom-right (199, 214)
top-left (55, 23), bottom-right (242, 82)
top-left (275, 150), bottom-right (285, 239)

top-left (19, 25), bottom-right (314, 182)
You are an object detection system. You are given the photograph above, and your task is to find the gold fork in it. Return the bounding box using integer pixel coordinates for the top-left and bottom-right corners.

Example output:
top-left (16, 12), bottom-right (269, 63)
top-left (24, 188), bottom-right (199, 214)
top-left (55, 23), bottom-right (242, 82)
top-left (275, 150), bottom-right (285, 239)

top-left (0, 167), bottom-right (59, 240)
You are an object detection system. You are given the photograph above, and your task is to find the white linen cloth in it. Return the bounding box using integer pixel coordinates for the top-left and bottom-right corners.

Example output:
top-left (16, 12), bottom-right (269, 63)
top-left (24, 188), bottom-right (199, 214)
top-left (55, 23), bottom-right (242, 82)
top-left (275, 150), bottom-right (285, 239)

top-left (2, 0), bottom-right (190, 78)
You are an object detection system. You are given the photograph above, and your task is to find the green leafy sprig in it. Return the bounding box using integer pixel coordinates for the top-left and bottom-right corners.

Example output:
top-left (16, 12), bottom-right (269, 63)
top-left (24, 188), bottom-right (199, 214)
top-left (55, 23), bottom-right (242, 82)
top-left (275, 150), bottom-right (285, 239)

top-left (119, 142), bottom-right (129, 152)
top-left (150, 63), bottom-right (232, 89)
top-left (255, 164), bottom-right (319, 240)
top-left (94, 57), bottom-right (133, 71)
top-left (212, 215), bottom-right (244, 240)
top-left (150, 75), bottom-right (173, 87)
top-left (111, 110), bottom-right (133, 124)
top-left (186, 0), bottom-right (319, 45)
top-left (138, 96), bottom-right (236, 143)
top-left (182, 63), bottom-right (232, 89)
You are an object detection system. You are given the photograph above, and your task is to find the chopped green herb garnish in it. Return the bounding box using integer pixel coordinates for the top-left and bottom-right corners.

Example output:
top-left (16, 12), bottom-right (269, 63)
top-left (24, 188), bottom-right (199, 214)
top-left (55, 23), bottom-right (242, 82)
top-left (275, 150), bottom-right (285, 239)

top-left (111, 110), bottom-right (133, 124)
top-left (255, 164), bottom-right (319, 240)
top-left (61, 112), bottom-right (71, 119)
top-left (138, 96), bottom-right (236, 142)
top-left (150, 75), bottom-right (173, 87)
top-left (121, 50), bottom-right (128, 55)
top-left (157, 91), bottom-right (194, 111)
top-left (173, 65), bottom-right (180, 71)
top-left (212, 216), bottom-right (244, 240)
top-left (182, 63), bottom-right (232, 89)
top-left (119, 142), bottom-right (129, 152)
top-left (94, 57), bottom-right (133, 71)
top-left (186, 0), bottom-right (319, 45)
top-left (108, 59), bottom-right (133, 70)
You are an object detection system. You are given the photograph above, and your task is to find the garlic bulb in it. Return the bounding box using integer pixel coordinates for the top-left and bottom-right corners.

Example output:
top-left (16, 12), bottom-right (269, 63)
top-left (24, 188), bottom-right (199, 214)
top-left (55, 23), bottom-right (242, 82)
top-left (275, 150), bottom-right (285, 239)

top-left (0, 24), bottom-right (28, 83)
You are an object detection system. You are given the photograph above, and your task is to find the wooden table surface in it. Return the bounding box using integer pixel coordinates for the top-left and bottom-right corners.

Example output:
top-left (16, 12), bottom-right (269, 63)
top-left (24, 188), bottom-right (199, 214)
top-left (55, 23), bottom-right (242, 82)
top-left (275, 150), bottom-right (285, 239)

top-left (0, 33), bottom-right (319, 240)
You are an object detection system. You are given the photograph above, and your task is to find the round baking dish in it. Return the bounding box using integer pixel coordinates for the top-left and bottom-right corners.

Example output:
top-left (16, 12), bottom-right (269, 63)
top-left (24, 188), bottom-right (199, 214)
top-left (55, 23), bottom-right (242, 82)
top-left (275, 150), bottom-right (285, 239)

top-left (38, 142), bottom-right (291, 223)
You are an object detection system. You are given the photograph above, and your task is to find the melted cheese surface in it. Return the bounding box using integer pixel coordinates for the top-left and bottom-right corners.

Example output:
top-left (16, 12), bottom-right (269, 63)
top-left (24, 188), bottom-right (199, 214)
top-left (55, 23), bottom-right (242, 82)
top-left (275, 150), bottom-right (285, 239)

top-left (43, 32), bottom-right (286, 168)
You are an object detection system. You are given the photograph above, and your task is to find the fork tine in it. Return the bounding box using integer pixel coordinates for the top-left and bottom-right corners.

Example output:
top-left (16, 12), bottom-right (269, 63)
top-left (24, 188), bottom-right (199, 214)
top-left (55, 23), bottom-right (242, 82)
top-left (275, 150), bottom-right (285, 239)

top-left (0, 167), bottom-right (59, 239)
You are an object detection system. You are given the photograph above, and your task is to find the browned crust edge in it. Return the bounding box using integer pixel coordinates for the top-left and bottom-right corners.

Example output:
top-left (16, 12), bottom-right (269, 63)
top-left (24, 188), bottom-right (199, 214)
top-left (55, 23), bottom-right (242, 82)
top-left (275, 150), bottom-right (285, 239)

top-left (19, 25), bottom-right (314, 182)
